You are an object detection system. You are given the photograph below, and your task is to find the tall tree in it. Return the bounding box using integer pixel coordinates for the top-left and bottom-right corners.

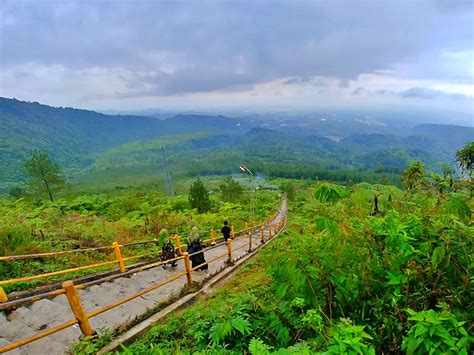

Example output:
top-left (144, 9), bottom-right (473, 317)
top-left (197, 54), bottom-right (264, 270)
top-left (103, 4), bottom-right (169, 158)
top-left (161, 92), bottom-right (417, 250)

top-left (24, 150), bottom-right (65, 201)
top-left (280, 181), bottom-right (295, 200)
top-left (188, 178), bottom-right (211, 213)
top-left (456, 141), bottom-right (474, 179)
top-left (401, 161), bottom-right (426, 191)
top-left (220, 176), bottom-right (243, 202)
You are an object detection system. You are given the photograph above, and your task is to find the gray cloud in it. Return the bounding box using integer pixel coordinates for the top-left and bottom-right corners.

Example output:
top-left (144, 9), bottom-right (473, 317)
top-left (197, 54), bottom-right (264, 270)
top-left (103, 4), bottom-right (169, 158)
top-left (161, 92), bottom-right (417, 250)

top-left (351, 87), bottom-right (367, 96)
top-left (399, 87), bottom-right (470, 100)
top-left (0, 0), bottom-right (473, 99)
top-left (366, 87), bottom-right (472, 101)
top-left (282, 76), bottom-right (313, 85)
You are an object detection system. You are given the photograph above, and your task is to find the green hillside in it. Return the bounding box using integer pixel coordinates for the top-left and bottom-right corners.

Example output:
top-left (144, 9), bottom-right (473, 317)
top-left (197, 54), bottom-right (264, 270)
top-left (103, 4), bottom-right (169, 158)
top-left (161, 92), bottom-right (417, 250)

top-left (0, 98), bottom-right (245, 192)
top-left (1, 98), bottom-right (471, 195)
top-left (0, 97), bottom-right (472, 354)
top-left (113, 176), bottom-right (473, 354)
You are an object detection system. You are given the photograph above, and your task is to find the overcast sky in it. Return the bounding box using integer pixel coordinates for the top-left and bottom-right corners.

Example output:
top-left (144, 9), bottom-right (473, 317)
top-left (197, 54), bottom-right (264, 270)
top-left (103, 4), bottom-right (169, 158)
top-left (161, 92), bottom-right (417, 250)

top-left (0, 0), bottom-right (473, 113)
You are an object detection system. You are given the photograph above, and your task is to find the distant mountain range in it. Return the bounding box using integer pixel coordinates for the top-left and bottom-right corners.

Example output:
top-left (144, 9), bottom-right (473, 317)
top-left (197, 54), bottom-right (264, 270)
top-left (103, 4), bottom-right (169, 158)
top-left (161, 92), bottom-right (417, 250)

top-left (0, 97), bottom-right (472, 193)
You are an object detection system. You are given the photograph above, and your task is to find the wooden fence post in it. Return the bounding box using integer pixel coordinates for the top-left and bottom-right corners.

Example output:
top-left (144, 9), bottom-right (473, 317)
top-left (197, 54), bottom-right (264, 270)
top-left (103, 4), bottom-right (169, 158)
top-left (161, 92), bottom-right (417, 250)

top-left (62, 281), bottom-right (94, 336)
top-left (183, 252), bottom-right (192, 285)
top-left (113, 242), bottom-right (125, 273)
top-left (0, 286), bottom-right (7, 303)
top-left (210, 229), bottom-right (216, 244)
top-left (248, 228), bottom-right (252, 252)
top-left (175, 235), bottom-right (183, 255)
top-left (227, 239), bottom-right (233, 265)
top-left (260, 225), bottom-right (265, 244)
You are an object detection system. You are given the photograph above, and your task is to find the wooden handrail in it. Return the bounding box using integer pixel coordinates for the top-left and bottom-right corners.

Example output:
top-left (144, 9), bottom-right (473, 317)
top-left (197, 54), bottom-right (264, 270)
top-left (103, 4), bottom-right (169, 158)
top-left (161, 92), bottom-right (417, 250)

top-left (0, 239), bottom-right (160, 261)
top-left (0, 200), bottom-right (287, 353)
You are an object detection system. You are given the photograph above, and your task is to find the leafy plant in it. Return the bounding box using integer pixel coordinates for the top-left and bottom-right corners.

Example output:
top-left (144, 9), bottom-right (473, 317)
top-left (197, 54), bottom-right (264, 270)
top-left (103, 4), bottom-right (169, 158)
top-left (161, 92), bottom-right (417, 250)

top-left (325, 318), bottom-right (375, 354)
top-left (402, 306), bottom-right (471, 354)
top-left (314, 182), bottom-right (348, 203)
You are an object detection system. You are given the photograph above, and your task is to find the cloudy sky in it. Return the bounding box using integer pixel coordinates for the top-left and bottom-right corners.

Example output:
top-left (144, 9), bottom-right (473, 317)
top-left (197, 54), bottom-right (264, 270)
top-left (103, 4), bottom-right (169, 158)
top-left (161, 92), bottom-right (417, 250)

top-left (0, 0), bottom-right (473, 113)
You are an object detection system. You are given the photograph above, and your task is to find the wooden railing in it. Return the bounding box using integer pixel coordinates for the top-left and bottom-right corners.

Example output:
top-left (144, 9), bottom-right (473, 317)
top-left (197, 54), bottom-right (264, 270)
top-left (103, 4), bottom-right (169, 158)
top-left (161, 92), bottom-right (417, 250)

top-left (0, 197), bottom-right (287, 353)
top-left (0, 199), bottom-right (285, 303)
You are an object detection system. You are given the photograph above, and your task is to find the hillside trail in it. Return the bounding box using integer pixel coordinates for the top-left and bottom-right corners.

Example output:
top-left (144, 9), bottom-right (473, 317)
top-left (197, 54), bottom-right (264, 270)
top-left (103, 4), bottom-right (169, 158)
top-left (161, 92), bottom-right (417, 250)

top-left (0, 197), bottom-right (287, 355)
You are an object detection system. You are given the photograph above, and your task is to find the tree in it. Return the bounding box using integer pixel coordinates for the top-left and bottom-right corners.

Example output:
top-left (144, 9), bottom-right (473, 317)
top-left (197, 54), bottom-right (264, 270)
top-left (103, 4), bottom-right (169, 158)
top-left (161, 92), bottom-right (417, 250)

top-left (455, 141), bottom-right (474, 179)
top-left (401, 161), bottom-right (426, 191)
top-left (280, 181), bottom-right (295, 200)
top-left (9, 187), bottom-right (25, 199)
top-left (430, 164), bottom-right (455, 196)
top-left (220, 176), bottom-right (243, 202)
top-left (24, 150), bottom-right (65, 201)
top-left (188, 178), bottom-right (211, 213)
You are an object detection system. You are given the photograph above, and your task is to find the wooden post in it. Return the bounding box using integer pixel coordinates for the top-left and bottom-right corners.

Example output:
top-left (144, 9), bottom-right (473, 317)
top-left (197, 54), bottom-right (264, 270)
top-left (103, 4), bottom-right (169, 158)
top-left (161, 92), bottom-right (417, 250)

top-left (210, 229), bottom-right (216, 244)
top-left (113, 242), bottom-right (125, 272)
top-left (183, 252), bottom-right (192, 285)
top-left (227, 239), bottom-right (233, 265)
top-left (62, 281), bottom-right (94, 336)
top-left (231, 225), bottom-right (235, 239)
top-left (260, 225), bottom-right (264, 244)
top-left (269, 224), bottom-right (272, 238)
top-left (175, 235), bottom-right (183, 255)
top-left (0, 286), bottom-right (7, 303)
top-left (248, 228), bottom-right (252, 252)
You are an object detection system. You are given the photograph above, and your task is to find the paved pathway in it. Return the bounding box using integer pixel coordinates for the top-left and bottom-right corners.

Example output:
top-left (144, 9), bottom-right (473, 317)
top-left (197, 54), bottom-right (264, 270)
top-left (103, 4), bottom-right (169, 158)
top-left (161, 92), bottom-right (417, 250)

top-left (0, 198), bottom-right (286, 354)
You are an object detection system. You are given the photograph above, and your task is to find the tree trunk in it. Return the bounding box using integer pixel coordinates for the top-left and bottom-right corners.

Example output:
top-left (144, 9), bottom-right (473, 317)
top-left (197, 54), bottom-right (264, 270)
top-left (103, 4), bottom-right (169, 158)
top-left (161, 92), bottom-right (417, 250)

top-left (39, 166), bottom-right (54, 201)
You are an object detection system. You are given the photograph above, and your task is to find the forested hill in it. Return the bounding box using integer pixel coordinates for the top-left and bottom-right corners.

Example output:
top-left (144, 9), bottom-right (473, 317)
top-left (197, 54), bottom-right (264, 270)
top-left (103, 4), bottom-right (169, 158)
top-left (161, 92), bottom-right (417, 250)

top-left (0, 98), bottom-right (243, 189)
top-left (411, 123), bottom-right (474, 151)
top-left (1, 97), bottom-right (471, 194)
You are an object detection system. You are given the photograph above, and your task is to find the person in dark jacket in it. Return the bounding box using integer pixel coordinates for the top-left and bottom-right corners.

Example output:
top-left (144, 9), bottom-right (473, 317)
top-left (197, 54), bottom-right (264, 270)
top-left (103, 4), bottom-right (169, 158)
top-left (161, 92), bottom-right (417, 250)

top-left (221, 221), bottom-right (231, 242)
top-left (187, 226), bottom-right (208, 271)
top-left (159, 229), bottom-right (177, 269)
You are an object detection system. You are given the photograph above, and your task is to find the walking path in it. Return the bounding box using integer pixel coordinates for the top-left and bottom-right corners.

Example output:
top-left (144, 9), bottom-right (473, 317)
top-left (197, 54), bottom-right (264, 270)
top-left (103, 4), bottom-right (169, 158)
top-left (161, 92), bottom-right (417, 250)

top-left (0, 197), bottom-right (287, 354)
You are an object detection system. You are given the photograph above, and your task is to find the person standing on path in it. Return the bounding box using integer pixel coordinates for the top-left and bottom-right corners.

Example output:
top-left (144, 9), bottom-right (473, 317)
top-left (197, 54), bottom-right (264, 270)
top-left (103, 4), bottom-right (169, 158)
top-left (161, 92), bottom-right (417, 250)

top-left (188, 226), bottom-right (208, 270)
top-left (221, 220), bottom-right (231, 242)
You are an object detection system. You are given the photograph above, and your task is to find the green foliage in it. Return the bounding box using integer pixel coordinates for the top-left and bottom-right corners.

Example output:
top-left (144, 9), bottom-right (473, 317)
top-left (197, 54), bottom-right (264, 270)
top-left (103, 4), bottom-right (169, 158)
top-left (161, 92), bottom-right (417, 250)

top-left (249, 338), bottom-right (272, 354)
top-left (24, 150), bottom-right (65, 201)
top-left (314, 217), bottom-right (339, 236)
top-left (455, 141), bottom-right (474, 178)
top-left (326, 318), bottom-right (375, 354)
top-left (125, 176), bottom-right (472, 354)
top-left (188, 178), bottom-right (212, 213)
top-left (402, 161), bottom-right (426, 191)
top-left (71, 327), bottom-right (115, 355)
top-left (402, 306), bottom-right (471, 354)
top-left (8, 187), bottom-right (25, 199)
top-left (314, 182), bottom-right (348, 203)
top-left (279, 182), bottom-right (295, 200)
top-left (220, 176), bottom-right (244, 202)
top-left (209, 314), bottom-right (252, 344)
top-left (158, 228), bottom-right (169, 247)
top-left (442, 194), bottom-right (471, 222)
top-left (0, 183), bottom-right (279, 292)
